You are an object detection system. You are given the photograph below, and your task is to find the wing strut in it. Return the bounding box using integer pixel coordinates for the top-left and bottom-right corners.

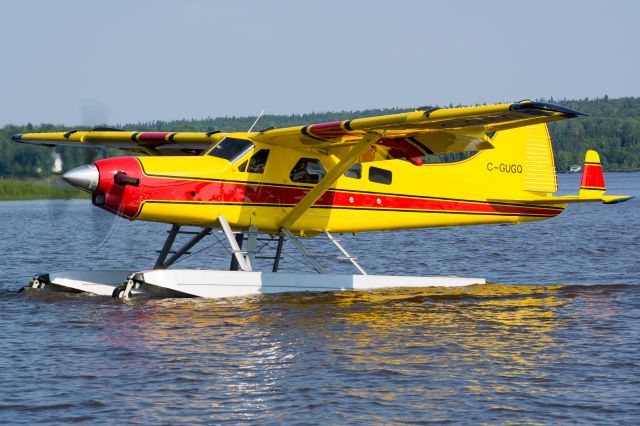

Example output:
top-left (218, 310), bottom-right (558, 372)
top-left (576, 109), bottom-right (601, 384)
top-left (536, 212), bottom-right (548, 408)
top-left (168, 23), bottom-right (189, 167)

top-left (279, 133), bottom-right (381, 229)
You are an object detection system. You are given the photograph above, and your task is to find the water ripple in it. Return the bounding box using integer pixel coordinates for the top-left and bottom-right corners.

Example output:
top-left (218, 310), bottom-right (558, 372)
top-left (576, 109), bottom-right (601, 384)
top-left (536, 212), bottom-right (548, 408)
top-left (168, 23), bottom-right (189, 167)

top-left (0, 173), bottom-right (639, 424)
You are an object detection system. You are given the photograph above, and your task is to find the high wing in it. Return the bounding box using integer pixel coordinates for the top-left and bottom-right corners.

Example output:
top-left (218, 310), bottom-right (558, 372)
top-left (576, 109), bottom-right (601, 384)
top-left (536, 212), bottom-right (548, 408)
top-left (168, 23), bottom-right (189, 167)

top-left (11, 101), bottom-right (583, 158)
top-left (11, 128), bottom-right (224, 156)
top-left (254, 101), bottom-right (585, 158)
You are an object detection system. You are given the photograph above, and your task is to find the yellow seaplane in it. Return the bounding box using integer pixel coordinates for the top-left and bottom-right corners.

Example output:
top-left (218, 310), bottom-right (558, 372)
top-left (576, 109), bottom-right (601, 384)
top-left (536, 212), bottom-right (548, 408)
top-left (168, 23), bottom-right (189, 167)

top-left (12, 101), bottom-right (631, 298)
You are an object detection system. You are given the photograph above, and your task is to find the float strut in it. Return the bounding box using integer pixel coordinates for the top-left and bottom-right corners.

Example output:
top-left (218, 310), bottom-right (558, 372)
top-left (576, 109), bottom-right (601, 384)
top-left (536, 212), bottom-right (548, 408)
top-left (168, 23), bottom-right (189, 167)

top-left (154, 224), bottom-right (181, 269)
top-left (160, 228), bottom-right (211, 269)
top-left (281, 228), bottom-right (327, 273)
top-left (325, 231), bottom-right (367, 275)
top-left (218, 215), bottom-right (251, 271)
top-left (245, 226), bottom-right (258, 271)
top-left (229, 234), bottom-right (244, 271)
top-left (272, 235), bottom-right (285, 272)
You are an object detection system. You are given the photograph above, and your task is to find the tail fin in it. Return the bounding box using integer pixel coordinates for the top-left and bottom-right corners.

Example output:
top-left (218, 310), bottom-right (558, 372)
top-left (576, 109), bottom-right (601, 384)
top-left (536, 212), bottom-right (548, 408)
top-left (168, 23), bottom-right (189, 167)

top-left (457, 123), bottom-right (558, 195)
top-left (577, 150), bottom-right (631, 204)
top-left (579, 150), bottom-right (606, 197)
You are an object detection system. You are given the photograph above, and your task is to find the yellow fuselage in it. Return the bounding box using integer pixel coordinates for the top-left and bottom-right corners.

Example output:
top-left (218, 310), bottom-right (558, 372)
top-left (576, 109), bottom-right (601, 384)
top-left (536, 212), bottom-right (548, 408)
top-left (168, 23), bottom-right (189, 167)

top-left (95, 135), bottom-right (564, 234)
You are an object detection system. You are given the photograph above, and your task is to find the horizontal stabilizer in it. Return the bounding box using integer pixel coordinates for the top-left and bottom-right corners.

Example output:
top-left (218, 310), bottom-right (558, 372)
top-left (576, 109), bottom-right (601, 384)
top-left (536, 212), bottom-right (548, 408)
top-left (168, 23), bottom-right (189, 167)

top-left (491, 195), bottom-right (633, 205)
top-left (490, 149), bottom-right (631, 206)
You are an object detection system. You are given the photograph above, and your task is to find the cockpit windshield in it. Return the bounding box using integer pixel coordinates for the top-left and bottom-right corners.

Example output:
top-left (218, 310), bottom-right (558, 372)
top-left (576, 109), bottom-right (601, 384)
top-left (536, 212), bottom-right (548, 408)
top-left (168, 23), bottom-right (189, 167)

top-left (207, 138), bottom-right (254, 163)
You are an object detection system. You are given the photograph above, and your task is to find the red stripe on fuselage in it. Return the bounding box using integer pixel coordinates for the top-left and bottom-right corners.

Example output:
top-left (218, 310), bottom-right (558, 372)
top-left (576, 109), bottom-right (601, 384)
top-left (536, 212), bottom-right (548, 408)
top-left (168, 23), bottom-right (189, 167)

top-left (93, 157), bottom-right (563, 221)
top-left (133, 177), bottom-right (562, 217)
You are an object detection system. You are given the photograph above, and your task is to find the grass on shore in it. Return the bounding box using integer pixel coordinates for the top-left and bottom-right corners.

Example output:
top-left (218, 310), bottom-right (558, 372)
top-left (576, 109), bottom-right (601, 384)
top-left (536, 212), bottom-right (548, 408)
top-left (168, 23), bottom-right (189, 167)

top-left (0, 178), bottom-right (89, 201)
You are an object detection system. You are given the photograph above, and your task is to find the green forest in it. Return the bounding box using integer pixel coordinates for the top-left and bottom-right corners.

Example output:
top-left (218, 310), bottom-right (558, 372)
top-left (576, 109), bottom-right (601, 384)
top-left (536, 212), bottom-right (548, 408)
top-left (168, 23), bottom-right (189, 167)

top-left (1, 96), bottom-right (638, 179)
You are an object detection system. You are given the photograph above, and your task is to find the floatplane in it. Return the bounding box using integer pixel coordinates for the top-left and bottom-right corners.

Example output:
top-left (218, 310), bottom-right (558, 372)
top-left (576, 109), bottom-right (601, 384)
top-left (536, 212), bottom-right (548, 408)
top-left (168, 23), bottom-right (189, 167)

top-left (12, 101), bottom-right (631, 299)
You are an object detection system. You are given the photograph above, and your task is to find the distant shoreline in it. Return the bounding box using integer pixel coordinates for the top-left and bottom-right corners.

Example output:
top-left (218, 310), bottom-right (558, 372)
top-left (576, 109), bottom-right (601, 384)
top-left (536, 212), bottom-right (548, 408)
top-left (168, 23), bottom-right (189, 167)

top-left (558, 171), bottom-right (639, 175)
top-left (0, 178), bottom-right (88, 201)
top-left (1, 172), bottom-right (636, 202)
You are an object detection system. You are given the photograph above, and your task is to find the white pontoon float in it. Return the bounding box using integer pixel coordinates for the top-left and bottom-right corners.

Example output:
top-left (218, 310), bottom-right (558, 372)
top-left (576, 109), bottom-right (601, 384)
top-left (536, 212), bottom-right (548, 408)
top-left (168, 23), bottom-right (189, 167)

top-left (26, 216), bottom-right (484, 299)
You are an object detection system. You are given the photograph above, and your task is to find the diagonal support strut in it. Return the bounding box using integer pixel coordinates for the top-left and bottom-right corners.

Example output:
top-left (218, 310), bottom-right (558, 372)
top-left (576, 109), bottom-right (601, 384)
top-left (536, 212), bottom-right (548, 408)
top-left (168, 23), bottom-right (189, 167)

top-left (279, 133), bottom-right (381, 229)
top-left (159, 228), bottom-right (212, 269)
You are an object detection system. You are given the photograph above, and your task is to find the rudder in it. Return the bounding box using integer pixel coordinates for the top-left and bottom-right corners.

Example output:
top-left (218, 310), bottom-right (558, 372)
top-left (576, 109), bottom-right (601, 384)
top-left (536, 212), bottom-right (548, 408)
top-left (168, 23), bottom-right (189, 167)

top-left (579, 150), bottom-right (606, 197)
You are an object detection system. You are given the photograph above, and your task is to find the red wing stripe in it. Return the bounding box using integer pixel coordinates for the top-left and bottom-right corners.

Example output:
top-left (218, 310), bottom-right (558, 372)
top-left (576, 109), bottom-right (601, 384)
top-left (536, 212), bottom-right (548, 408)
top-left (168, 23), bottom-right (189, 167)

top-left (307, 121), bottom-right (362, 139)
top-left (138, 132), bottom-right (171, 142)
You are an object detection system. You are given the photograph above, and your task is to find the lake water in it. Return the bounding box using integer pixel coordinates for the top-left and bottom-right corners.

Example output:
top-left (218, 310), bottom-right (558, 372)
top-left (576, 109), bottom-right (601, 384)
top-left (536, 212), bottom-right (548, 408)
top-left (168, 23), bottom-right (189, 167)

top-left (1, 173), bottom-right (638, 424)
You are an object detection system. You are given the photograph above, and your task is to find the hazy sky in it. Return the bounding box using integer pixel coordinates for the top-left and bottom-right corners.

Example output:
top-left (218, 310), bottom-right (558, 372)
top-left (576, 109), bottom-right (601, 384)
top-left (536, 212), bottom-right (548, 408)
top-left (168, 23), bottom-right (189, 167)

top-left (1, 0), bottom-right (638, 127)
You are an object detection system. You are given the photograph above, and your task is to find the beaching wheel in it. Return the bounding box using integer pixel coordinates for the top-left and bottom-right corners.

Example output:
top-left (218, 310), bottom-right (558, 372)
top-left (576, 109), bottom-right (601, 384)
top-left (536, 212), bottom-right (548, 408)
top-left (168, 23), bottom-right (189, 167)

top-left (112, 286), bottom-right (125, 299)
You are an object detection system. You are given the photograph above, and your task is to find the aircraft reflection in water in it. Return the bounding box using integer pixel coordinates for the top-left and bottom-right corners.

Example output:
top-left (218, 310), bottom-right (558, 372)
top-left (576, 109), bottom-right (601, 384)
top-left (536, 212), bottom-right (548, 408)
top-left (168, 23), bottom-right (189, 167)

top-left (95, 284), bottom-right (569, 404)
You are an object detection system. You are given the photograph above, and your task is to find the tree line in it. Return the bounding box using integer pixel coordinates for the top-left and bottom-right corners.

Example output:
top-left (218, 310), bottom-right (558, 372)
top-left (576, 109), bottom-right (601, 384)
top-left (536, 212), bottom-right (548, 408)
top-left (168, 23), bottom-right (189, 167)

top-left (1, 96), bottom-right (638, 178)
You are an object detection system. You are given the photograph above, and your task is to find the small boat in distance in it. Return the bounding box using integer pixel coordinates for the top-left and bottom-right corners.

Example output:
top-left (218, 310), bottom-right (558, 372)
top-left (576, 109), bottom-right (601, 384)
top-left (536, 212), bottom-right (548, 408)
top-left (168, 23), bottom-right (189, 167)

top-left (569, 164), bottom-right (582, 173)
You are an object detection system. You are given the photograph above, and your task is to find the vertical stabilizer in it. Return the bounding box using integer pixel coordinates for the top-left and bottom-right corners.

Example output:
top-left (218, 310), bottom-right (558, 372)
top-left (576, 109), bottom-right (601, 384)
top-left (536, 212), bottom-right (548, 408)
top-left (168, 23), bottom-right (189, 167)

top-left (464, 123), bottom-right (558, 195)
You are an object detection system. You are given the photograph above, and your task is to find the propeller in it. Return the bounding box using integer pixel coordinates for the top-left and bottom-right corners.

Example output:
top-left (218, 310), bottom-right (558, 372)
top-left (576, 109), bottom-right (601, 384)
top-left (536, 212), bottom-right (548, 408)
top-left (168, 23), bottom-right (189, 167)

top-left (82, 99), bottom-right (128, 249)
top-left (46, 99), bottom-right (124, 250)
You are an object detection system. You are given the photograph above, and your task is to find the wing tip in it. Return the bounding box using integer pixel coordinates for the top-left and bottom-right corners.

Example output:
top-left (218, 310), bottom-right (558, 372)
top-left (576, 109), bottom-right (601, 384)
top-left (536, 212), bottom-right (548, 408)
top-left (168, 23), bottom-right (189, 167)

top-left (510, 101), bottom-right (588, 118)
top-left (603, 195), bottom-right (633, 204)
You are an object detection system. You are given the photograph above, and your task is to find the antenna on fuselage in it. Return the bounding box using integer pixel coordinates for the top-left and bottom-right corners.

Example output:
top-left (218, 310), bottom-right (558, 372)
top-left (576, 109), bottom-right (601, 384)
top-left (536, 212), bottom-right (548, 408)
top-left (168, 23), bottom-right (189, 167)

top-left (247, 109), bottom-right (265, 133)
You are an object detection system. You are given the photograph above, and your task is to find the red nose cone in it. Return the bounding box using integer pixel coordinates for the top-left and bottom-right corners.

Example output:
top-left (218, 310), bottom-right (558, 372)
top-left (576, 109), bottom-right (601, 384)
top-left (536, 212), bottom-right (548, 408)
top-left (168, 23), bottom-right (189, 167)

top-left (93, 157), bottom-right (143, 219)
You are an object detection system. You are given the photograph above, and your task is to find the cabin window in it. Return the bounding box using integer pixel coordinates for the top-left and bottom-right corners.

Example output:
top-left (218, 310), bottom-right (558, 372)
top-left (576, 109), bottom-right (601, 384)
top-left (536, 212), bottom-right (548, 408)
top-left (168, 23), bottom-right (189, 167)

top-left (238, 161), bottom-right (247, 172)
top-left (421, 151), bottom-right (476, 164)
top-left (247, 149), bottom-right (270, 174)
top-left (344, 164), bottom-right (362, 179)
top-left (368, 166), bottom-right (392, 185)
top-left (207, 138), bottom-right (254, 163)
top-left (290, 158), bottom-right (326, 183)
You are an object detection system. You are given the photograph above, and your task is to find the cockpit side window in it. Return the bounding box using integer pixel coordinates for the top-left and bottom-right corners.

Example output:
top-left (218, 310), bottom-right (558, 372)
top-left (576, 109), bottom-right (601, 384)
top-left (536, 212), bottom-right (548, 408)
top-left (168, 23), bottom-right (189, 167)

top-left (290, 158), bottom-right (326, 183)
top-left (344, 164), bottom-right (362, 179)
top-left (207, 138), bottom-right (254, 163)
top-left (247, 149), bottom-right (270, 174)
top-left (368, 166), bottom-right (392, 185)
